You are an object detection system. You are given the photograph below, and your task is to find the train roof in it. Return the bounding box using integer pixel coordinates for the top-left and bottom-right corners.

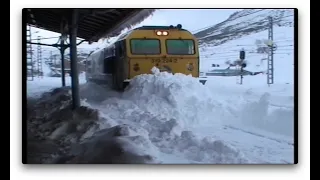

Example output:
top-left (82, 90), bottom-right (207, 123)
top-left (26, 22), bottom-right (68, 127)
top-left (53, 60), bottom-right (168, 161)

top-left (116, 25), bottom-right (190, 41)
top-left (133, 25), bottom-right (188, 31)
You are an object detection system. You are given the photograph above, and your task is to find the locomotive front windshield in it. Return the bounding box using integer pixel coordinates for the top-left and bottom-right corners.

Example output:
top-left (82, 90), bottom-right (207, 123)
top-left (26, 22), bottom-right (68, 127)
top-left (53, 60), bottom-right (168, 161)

top-left (166, 39), bottom-right (195, 55)
top-left (130, 39), bottom-right (160, 55)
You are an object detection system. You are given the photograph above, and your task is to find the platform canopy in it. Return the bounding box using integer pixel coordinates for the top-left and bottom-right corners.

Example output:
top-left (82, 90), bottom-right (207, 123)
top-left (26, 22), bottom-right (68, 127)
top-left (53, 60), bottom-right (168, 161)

top-left (25, 8), bottom-right (155, 43)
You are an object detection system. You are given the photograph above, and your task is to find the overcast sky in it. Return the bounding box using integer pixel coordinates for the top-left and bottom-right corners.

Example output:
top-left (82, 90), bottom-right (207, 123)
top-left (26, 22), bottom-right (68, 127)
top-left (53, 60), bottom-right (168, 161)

top-left (30, 9), bottom-right (240, 52)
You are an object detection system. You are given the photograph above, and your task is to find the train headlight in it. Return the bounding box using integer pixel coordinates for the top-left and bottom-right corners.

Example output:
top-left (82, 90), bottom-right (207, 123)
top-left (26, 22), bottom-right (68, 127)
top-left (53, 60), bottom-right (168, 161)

top-left (155, 30), bottom-right (169, 36)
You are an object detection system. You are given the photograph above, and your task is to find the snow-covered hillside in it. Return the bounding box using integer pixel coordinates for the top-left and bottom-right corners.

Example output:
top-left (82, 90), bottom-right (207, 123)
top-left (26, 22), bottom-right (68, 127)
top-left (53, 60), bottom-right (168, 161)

top-left (194, 9), bottom-right (294, 46)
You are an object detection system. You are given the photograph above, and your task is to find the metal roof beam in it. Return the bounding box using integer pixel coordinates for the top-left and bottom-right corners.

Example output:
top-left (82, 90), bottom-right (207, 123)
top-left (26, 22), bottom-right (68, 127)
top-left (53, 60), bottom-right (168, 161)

top-left (24, 8), bottom-right (149, 43)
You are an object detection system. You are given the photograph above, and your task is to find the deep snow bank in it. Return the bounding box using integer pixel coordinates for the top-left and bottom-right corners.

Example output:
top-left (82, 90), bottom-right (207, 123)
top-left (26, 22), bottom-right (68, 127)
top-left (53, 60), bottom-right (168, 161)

top-left (28, 66), bottom-right (293, 164)
top-left (122, 67), bottom-right (235, 127)
top-left (92, 67), bottom-right (249, 163)
top-left (27, 83), bottom-right (248, 164)
top-left (27, 87), bottom-right (156, 164)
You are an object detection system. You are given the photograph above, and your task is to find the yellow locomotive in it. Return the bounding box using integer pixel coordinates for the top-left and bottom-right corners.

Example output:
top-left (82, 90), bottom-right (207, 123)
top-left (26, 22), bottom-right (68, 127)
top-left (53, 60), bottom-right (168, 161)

top-left (85, 24), bottom-right (207, 91)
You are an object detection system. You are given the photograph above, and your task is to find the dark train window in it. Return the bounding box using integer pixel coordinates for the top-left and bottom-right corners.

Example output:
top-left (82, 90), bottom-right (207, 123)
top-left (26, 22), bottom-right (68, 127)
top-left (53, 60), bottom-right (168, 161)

top-left (166, 39), bottom-right (195, 55)
top-left (130, 39), bottom-right (160, 55)
top-left (117, 42), bottom-right (125, 57)
top-left (104, 56), bottom-right (115, 74)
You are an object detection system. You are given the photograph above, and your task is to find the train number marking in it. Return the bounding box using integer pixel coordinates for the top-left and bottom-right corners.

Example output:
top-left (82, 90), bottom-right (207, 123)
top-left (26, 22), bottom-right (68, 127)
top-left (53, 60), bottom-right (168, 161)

top-left (151, 58), bottom-right (178, 63)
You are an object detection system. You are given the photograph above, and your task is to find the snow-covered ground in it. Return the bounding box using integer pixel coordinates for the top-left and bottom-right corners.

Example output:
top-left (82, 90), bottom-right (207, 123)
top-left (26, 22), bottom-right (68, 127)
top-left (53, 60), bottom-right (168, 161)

top-left (27, 73), bottom-right (87, 98)
top-left (27, 66), bottom-right (294, 164)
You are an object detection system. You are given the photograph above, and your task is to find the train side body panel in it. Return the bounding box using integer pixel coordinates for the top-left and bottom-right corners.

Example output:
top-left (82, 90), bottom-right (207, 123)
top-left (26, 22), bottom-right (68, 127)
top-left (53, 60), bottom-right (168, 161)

top-left (86, 45), bottom-right (115, 85)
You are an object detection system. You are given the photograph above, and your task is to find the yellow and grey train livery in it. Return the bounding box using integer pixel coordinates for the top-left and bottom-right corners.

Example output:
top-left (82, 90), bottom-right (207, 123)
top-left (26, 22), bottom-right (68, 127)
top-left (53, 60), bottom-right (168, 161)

top-left (85, 24), bottom-right (207, 91)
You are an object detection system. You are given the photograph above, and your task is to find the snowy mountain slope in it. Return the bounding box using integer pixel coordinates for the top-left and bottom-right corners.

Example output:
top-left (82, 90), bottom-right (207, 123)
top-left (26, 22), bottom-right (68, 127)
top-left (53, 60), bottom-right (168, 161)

top-left (194, 9), bottom-right (294, 46)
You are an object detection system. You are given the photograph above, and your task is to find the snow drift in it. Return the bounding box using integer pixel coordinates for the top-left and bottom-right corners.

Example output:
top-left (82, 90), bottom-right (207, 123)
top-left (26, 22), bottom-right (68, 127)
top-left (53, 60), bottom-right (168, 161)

top-left (27, 67), bottom-right (251, 164)
top-left (27, 66), bottom-right (293, 164)
top-left (122, 67), bottom-right (235, 127)
top-left (88, 67), bottom-right (250, 163)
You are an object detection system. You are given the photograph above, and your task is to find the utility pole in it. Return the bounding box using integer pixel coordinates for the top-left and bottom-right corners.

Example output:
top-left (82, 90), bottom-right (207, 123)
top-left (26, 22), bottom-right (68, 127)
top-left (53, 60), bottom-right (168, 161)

top-left (267, 16), bottom-right (274, 85)
top-left (37, 36), bottom-right (43, 78)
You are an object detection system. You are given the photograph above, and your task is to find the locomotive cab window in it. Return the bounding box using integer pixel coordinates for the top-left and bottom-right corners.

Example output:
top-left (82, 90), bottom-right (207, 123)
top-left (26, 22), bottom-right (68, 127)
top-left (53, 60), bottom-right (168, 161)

top-left (166, 39), bottom-right (195, 55)
top-left (130, 39), bottom-right (160, 55)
